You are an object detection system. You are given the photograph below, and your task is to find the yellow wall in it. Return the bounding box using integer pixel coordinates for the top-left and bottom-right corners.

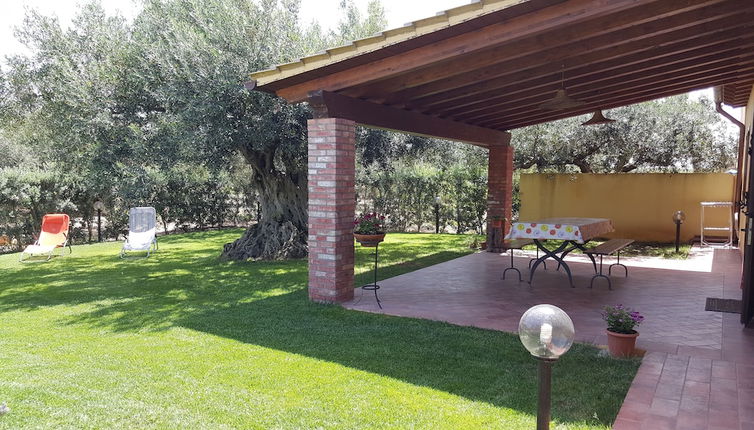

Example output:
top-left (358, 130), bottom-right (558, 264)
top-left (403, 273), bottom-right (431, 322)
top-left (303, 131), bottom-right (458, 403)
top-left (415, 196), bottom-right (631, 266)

top-left (520, 173), bottom-right (735, 242)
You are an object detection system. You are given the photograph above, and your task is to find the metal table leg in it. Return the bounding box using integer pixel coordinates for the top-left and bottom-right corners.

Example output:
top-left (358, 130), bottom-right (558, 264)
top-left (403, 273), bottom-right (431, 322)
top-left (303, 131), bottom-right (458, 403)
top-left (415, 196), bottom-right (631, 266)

top-left (529, 240), bottom-right (575, 287)
top-left (557, 241), bottom-right (598, 273)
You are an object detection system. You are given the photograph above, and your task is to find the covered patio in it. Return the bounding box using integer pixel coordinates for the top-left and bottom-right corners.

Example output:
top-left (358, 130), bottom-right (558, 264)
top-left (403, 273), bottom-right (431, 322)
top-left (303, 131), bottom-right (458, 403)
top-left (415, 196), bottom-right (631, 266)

top-left (345, 249), bottom-right (747, 360)
top-left (249, 0), bottom-right (754, 428)
top-left (249, 0), bottom-right (754, 323)
top-left (342, 249), bottom-right (754, 429)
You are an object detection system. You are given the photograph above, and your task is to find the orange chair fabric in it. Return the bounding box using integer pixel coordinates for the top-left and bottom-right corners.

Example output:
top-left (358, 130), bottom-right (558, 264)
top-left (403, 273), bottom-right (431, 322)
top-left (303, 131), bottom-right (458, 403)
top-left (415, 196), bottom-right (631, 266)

top-left (37, 214), bottom-right (70, 248)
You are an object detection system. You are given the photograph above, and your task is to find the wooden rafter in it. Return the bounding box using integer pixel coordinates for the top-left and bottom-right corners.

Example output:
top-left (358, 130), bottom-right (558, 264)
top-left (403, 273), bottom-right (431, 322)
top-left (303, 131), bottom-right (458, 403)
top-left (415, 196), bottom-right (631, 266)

top-left (307, 91), bottom-right (509, 147)
top-left (252, 0), bottom-right (754, 135)
top-left (347, 0), bottom-right (737, 104)
top-left (410, 18), bottom-right (753, 112)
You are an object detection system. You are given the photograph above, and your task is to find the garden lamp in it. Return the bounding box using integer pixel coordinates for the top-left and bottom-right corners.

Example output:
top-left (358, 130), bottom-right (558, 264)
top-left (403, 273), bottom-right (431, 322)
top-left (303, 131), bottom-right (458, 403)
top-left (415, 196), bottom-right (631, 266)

top-left (518, 304), bottom-right (575, 430)
top-left (93, 200), bottom-right (105, 242)
top-left (434, 196), bottom-right (441, 234)
top-left (672, 210), bottom-right (685, 252)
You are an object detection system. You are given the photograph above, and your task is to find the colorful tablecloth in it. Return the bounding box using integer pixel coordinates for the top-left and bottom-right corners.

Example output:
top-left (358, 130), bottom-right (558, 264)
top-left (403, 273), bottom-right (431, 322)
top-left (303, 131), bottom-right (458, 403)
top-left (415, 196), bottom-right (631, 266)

top-left (506, 218), bottom-right (614, 244)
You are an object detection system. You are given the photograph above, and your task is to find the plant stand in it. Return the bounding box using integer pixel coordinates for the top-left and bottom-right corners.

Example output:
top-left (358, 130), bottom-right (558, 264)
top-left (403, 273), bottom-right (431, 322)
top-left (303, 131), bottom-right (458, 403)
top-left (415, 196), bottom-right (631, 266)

top-left (361, 243), bottom-right (382, 309)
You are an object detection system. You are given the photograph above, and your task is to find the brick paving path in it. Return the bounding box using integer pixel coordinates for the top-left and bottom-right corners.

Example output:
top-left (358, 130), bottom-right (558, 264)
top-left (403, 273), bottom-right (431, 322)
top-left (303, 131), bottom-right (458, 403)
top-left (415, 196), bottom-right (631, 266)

top-left (344, 247), bottom-right (754, 429)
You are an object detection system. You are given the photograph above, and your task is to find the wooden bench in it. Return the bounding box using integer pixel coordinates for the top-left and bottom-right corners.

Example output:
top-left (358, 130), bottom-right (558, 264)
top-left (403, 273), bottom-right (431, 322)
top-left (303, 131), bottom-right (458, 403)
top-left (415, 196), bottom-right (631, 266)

top-left (584, 239), bottom-right (634, 290)
top-left (501, 239), bottom-right (534, 282)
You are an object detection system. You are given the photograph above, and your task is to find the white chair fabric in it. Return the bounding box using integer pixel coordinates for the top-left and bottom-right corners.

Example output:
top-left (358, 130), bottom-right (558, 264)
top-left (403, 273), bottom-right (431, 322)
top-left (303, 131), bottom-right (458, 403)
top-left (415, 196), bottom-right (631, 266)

top-left (121, 207), bottom-right (158, 257)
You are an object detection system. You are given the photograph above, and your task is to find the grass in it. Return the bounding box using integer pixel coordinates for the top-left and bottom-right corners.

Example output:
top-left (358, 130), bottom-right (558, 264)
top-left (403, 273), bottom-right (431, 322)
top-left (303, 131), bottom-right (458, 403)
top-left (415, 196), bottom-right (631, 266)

top-left (0, 230), bottom-right (638, 429)
top-left (524, 240), bottom-right (691, 259)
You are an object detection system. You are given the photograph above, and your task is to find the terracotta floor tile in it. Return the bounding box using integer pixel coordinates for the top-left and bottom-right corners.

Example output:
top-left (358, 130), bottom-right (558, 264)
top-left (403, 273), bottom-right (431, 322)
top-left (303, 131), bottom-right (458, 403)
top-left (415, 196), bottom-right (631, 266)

top-left (642, 414), bottom-right (677, 430)
top-left (686, 366), bottom-right (712, 383)
top-left (612, 418), bottom-right (643, 430)
top-left (712, 362), bottom-right (738, 380)
top-left (707, 409), bottom-right (740, 428)
top-left (341, 248), bottom-right (753, 429)
top-left (650, 397), bottom-right (681, 418)
top-left (675, 411), bottom-right (709, 430)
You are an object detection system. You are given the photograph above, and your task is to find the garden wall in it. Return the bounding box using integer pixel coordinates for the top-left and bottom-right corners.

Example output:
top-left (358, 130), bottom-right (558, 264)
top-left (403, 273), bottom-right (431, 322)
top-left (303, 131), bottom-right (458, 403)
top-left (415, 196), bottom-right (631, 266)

top-left (519, 173), bottom-right (735, 242)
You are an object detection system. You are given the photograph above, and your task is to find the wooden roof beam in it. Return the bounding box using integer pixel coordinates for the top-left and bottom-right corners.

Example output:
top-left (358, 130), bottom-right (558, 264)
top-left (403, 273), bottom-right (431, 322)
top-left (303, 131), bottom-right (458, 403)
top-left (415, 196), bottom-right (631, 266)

top-left (485, 72), bottom-right (754, 129)
top-left (459, 55), bottom-right (754, 124)
top-left (417, 21), bottom-right (754, 113)
top-left (436, 40), bottom-right (754, 118)
top-left (307, 90), bottom-right (509, 147)
top-left (500, 73), bottom-right (754, 128)
top-left (364, 0), bottom-right (745, 106)
top-left (437, 37), bottom-right (754, 119)
top-left (452, 50), bottom-right (754, 122)
top-left (478, 65), bottom-right (754, 127)
top-left (275, 0), bottom-right (689, 103)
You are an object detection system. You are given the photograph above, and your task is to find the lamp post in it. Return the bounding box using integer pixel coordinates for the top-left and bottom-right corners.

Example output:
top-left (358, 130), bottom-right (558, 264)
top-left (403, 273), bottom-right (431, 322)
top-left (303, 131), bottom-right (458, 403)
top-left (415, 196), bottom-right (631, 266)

top-left (93, 200), bottom-right (105, 242)
top-left (434, 196), bottom-right (441, 234)
top-left (672, 211), bottom-right (685, 252)
top-left (518, 304), bottom-right (575, 430)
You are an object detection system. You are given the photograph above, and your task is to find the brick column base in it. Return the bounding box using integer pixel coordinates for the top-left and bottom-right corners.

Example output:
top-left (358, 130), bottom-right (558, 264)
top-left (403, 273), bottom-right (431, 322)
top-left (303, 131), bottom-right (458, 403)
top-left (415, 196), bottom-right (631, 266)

top-left (307, 118), bottom-right (356, 303)
top-left (487, 143), bottom-right (514, 253)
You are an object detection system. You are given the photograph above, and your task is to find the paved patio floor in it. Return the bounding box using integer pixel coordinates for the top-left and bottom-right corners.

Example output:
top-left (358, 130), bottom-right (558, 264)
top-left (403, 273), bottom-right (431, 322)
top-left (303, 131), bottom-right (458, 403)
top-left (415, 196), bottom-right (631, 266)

top-left (344, 247), bottom-right (754, 429)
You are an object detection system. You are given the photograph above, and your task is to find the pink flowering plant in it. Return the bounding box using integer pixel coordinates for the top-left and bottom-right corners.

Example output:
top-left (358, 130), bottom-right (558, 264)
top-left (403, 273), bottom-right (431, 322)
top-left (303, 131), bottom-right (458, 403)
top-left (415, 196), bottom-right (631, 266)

top-left (353, 212), bottom-right (386, 235)
top-left (602, 304), bottom-right (644, 334)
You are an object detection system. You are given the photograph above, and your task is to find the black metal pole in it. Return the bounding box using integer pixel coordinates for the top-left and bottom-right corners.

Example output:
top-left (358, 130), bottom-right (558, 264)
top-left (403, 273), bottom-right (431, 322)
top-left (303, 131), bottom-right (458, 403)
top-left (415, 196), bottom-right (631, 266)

top-left (435, 203), bottom-right (440, 234)
top-left (675, 222), bottom-right (681, 252)
top-left (97, 209), bottom-right (102, 243)
top-left (373, 244), bottom-right (378, 289)
top-left (537, 358), bottom-right (554, 430)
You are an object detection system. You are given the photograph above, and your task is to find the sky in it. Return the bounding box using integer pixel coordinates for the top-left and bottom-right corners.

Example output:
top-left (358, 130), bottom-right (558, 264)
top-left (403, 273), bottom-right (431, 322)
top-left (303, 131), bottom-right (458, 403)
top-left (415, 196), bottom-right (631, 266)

top-left (0, 0), bottom-right (468, 58)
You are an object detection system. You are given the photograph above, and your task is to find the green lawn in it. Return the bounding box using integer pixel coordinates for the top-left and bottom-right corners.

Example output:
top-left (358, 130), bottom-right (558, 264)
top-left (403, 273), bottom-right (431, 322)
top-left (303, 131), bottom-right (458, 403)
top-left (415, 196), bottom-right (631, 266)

top-left (524, 240), bottom-right (691, 259)
top-left (0, 230), bottom-right (638, 429)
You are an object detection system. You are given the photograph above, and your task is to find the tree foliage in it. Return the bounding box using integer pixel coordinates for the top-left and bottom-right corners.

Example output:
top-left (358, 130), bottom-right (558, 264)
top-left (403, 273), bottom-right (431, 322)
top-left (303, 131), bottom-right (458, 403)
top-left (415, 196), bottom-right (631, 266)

top-left (0, 0), bottom-right (737, 255)
top-left (514, 96), bottom-right (737, 173)
top-left (354, 95), bottom-right (737, 232)
top-left (0, 0), bottom-right (385, 258)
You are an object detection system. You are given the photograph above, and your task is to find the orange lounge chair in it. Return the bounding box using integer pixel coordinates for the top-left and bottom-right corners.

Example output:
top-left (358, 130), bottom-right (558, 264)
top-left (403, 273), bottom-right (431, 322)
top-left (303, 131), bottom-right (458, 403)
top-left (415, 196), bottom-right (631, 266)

top-left (20, 214), bottom-right (72, 261)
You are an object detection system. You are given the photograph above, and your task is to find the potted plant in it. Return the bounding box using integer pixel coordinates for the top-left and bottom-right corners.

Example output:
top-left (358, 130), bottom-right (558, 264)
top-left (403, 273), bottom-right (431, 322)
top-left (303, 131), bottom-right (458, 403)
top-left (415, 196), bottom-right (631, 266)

top-left (353, 212), bottom-right (386, 247)
top-left (602, 304), bottom-right (644, 358)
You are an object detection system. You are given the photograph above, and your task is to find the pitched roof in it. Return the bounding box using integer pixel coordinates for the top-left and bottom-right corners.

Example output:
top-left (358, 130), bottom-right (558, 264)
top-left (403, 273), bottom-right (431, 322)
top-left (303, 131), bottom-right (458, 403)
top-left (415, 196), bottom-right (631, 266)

top-left (250, 0), bottom-right (754, 136)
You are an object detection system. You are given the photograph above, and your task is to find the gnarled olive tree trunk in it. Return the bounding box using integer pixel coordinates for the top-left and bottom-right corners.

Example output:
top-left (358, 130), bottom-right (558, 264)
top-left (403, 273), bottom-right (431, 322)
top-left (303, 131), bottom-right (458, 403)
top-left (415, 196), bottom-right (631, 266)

top-left (220, 147), bottom-right (308, 261)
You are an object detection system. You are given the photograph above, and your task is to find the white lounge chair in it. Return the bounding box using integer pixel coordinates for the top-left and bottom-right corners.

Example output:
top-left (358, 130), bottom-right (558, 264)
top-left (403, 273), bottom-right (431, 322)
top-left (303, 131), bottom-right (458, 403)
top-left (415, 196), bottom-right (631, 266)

top-left (20, 213), bottom-right (72, 262)
top-left (120, 207), bottom-right (158, 258)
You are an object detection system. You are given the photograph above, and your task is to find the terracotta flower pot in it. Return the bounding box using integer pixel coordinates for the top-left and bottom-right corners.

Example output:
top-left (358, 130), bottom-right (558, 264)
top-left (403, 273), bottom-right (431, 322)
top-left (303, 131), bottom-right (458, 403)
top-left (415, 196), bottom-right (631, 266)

top-left (606, 330), bottom-right (639, 358)
top-left (354, 233), bottom-right (386, 247)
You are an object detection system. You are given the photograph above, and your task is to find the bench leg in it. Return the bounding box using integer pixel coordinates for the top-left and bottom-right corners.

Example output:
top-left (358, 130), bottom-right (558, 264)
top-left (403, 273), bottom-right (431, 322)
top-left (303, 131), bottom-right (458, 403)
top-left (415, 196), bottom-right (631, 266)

top-left (590, 274), bottom-right (612, 290)
top-left (589, 254), bottom-right (612, 290)
top-left (528, 247), bottom-right (547, 270)
top-left (503, 267), bottom-right (523, 282)
top-left (503, 249), bottom-right (522, 282)
top-left (608, 251), bottom-right (629, 277)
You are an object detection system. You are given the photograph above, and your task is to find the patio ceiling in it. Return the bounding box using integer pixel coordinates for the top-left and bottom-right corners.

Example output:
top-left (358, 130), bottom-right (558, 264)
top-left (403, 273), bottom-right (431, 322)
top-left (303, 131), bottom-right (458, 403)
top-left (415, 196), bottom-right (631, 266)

top-left (250, 0), bottom-right (754, 142)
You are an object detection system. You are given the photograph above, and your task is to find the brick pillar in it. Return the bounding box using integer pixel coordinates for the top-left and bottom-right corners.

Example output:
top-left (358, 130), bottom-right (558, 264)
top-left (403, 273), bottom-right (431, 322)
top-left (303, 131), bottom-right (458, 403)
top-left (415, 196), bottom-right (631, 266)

top-left (487, 141), bottom-right (514, 253)
top-left (307, 118), bottom-right (356, 303)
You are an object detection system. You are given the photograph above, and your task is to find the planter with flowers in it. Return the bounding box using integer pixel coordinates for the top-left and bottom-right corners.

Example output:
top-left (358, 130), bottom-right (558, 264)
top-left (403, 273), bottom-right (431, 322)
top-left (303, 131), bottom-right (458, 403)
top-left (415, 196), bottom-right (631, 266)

top-left (353, 212), bottom-right (386, 247)
top-left (602, 304), bottom-right (644, 358)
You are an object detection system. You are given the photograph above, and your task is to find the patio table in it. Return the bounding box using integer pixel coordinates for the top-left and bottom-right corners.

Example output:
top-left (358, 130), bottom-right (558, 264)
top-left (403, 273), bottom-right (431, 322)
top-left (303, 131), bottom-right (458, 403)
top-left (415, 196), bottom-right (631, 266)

top-left (506, 217), bottom-right (614, 287)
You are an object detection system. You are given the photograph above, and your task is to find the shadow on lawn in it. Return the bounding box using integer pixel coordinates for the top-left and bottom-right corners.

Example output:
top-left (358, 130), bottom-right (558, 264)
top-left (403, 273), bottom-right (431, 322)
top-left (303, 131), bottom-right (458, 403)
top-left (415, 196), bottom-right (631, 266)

top-left (0, 231), bottom-right (635, 426)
